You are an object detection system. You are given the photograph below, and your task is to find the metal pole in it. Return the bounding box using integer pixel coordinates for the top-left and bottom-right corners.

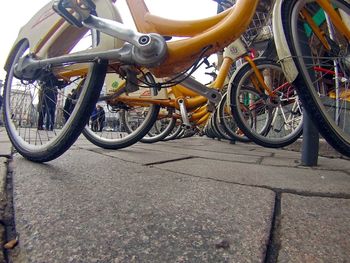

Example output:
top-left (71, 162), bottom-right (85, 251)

top-left (301, 110), bottom-right (319, 166)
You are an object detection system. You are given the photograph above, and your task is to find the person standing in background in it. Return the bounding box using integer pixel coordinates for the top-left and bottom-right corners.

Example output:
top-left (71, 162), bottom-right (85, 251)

top-left (63, 88), bottom-right (78, 122)
top-left (90, 106), bottom-right (99, 132)
top-left (97, 105), bottom-right (105, 132)
top-left (44, 87), bottom-right (58, 131)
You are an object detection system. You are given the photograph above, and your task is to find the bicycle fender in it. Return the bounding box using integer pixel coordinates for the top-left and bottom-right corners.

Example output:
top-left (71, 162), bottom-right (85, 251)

top-left (4, 0), bottom-right (123, 73)
top-left (272, 0), bottom-right (299, 83)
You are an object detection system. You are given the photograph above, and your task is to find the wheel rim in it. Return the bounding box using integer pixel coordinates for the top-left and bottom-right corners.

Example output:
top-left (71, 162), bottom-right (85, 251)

top-left (291, 0), bottom-right (350, 144)
top-left (4, 41), bottom-right (91, 153)
top-left (233, 62), bottom-right (303, 146)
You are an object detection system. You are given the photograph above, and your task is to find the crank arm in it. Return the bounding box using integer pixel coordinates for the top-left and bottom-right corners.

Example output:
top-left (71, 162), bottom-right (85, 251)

top-left (53, 0), bottom-right (167, 66)
top-left (54, 0), bottom-right (149, 49)
top-left (14, 42), bottom-right (164, 81)
top-left (83, 15), bottom-right (152, 51)
top-left (177, 98), bottom-right (191, 128)
top-left (181, 76), bottom-right (222, 105)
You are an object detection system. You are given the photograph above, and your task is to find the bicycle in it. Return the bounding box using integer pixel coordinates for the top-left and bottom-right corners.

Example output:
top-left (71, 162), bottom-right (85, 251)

top-left (3, 0), bottom-right (350, 162)
top-left (83, 0), bottom-right (301, 148)
top-left (272, 0), bottom-right (350, 156)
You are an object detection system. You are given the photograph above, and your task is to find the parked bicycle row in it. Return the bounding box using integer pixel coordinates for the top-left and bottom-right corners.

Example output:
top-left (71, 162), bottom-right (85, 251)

top-left (2, 0), bottom-right (350, 162)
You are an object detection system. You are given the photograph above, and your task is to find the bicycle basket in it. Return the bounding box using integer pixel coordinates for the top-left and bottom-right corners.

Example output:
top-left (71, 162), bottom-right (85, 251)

top-left (217, 0), bottom-right (273, 45)
top-left (242, 11), bottom-right (273, 45)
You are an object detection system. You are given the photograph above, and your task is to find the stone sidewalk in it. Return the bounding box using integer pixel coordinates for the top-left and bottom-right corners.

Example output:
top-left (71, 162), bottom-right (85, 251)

top-left (0, 127), bottom-right (350, 262)
top-left (0, 126), bottom-right (13, 262)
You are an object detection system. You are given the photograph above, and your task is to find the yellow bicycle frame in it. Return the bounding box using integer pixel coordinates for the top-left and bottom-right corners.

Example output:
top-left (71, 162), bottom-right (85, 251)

top-left (126, 0), bottom-right (258, 77)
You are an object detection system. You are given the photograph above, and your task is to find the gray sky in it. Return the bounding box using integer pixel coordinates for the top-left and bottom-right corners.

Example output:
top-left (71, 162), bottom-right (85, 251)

top-left (0, 0), bottom-right (217, 82)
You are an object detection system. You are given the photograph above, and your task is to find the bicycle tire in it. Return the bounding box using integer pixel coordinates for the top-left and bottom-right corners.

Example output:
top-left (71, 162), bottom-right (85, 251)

top-left (217, 92), bottom-right (250, 142)
top-left (162, 122), bottom-right (183, 141)
top-left (3, 40), bottom-right (107, 162)
top-left (176, 128), bottom-right (186, 139)
top-left (208, 114), bottom-right (223, 140)
top-left (204, 119), bottom-right (218, 139)
top-left (281, 0), bottom-right (350, 156)
top-left (82, 74), bottom-right (160, 149)
top-left (229, 58), bottom-right (303, 148)
top-left (140, 114), bottom-right (176, 143)
top-left (211, 112), bottom-right (231, 140)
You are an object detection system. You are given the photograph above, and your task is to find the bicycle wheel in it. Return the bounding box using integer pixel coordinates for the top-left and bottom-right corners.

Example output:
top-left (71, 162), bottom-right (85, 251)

top-left (3, 40), bottom-right (107, 162)
top-left (82, 73), bottom-right (160, 149)
top-left (208, 114), bottom-right (224, 140)
top-left (140, 110), bottom-right (176, 143)
top-left (212, 111), bottom-right (232, 140)
top-left (162, 121), bottom-right (183, 141)
top-left (281, 0), bottom-right (350, 156)
top-left (229, 59), bottom-right (303, 148)
top-left (204, 118), bottom-right (219, 139)
top-left (217, 92), bottom-right (250, 142)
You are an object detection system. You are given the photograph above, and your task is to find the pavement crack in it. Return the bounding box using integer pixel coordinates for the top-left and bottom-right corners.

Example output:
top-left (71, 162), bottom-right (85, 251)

top-left (79, 147), bottom-right (142, 165)
top-left (151, 166), bottom-right (350, 199)
top-left (132, 146), bottom-right (350, 173)
top-left (2, 157), bottom-right (17, 263)
top-left (144, 156), bottom-right (195, 166)
top-left (272, 188), bottom-right (350, 199)
top-left (81, 147), bottom-right (196, 167)
top-left (264, 193), bottom-right (282, 263)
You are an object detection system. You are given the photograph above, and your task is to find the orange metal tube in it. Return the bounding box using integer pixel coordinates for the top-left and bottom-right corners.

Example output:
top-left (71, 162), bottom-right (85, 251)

top-left (143, 9), bottom-right (231, 37)
top-left (113, 96), bottom-right (175, 108)
top-left (190, 106), bottom-right (208, 121)
top-left (244, 56), bottom-right (274, 97)
top-left (300, 9), bottom-right (331, 50)
top-left (125, 0), bottom-right (156, 33)
top-left (126, 0), bottom-right (231, 36)
top-left (170, 85), bottom-right (207, 110)
top-left (150, 0), bottom-right (259, 77)
top-left (196, 112), bottom-right (210, 125)
top-left (250, 75), bottom-right (263, 94)
top-left (172, 85), bottom-right (200, 97)
top-left (213, 57), bottom-right (233, 90)
top-left (316, 0), bottom-right (350, 41)
top-left (186, 96), bottom-right (208, 110)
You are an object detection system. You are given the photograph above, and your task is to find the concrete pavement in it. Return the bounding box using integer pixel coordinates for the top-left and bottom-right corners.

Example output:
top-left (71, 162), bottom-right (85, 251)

top-left (0, 127), bottom-right (349, 262)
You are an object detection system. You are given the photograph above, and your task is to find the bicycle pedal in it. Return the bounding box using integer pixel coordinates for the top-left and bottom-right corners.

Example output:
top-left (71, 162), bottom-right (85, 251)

top-left (53, 0), bottom-right (96, 28)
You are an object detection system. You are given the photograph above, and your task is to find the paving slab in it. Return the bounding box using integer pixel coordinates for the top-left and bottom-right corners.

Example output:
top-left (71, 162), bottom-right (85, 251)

top-left (261, 153), bottom-right (350, 173)
top-left (0, 157), bottom-right (7, 262)
top-left (86, 146), bottom-right (192, 165)
top-left (316, 156), bottom-right (350, 172)
top-left (285, 138), bottom-right (349, 159)
top-left (260, 156), bottom-right (302, 167)
top-left (154, 158), bottom-right (350, 195)
top-left (0, 158), bottom-right (8, 210)
top-left (133, 144), bottom-right (262, 164)
top-left (278, 194), bottom-right (350, 262)
top-left (12, 149), bottom-right (275, 262)
top-left (133, 140), bottom-right (274, 158)
top-left (0, 128), bottom-right (12, 157)
top-left (270, 150), bottom-right (302, 159)
top-left (74, 137), bottom-right (263, 164)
